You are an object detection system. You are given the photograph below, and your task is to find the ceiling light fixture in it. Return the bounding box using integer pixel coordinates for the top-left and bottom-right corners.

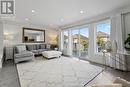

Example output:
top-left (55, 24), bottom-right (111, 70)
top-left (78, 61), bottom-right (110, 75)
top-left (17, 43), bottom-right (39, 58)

top-left (25, 18), bottom-right (29, 21)
top-left (31, 10), bottom-right (35, 13)
top-left (80, 10), bottom-right (84, 14)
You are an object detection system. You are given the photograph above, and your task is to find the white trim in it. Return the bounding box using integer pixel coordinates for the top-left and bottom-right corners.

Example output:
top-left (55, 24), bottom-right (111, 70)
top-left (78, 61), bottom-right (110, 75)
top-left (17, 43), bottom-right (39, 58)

top-left (95, 19), bottom-right (111, 54)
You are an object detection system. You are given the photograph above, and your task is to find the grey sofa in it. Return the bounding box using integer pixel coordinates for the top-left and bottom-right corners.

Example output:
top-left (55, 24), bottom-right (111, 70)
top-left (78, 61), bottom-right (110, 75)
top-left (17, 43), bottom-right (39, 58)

top-left (14, 45), bottom-right (34, 63)
top-left (14, 44), bottom-right (50, 63)
top-left (26, 44), bottom-right (48, 55)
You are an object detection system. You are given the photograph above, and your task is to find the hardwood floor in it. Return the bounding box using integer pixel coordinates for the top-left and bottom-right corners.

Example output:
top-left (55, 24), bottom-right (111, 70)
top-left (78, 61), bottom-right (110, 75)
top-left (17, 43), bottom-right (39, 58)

top-left (86, 64), bottom-right (130, 87)
top-left (0, 60), bottom-right (20, 87)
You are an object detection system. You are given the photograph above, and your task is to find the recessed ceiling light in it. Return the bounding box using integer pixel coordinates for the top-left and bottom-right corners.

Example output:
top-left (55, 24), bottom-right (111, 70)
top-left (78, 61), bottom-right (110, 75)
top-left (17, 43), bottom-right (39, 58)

top-left (25, 18), bottom-right (29, 21)
top-left (80, 10), bottom-right (84, 14)
top-left (31, 10), bottom-right (35, 13)
top-left (50, 24), bottom-right (53, 26)
top-left (60, 18), bottom-right (64, 22)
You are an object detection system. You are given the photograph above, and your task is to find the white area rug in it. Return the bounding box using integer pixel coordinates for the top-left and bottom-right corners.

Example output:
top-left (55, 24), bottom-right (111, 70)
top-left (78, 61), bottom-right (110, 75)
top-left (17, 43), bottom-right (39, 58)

top-left (17, 56), bottom-right (103, 87)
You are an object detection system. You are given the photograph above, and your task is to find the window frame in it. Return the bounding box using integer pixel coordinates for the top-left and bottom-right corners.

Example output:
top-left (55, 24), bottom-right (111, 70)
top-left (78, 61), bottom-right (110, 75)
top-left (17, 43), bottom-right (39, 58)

top-left (94, 19), bottom-right (111, 54)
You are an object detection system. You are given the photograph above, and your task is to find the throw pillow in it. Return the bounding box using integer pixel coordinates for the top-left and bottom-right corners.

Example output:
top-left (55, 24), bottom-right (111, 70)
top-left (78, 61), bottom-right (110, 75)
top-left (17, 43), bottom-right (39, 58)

top-left (16, 45), bottom-right (26, 53)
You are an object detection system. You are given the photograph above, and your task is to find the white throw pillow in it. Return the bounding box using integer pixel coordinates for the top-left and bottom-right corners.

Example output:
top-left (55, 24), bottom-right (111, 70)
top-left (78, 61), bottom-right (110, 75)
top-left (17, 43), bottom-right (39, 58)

top-left (91, 84), bottom-right (122, 87)
top-left (17, 45), bottom-right (26, 53)
top-left (114, 77), bottom-right (130, 87)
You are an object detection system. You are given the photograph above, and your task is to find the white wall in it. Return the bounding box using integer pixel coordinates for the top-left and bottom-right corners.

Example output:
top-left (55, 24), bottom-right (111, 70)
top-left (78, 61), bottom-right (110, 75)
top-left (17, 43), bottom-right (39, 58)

top-left (0, 22), bottom-right (3, 68)
top-left (3, 23), bottom-right (58, 46)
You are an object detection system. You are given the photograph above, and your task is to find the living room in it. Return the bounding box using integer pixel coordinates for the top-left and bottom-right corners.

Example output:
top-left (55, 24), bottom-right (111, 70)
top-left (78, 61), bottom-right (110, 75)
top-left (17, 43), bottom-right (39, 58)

top-left (0, 0), bottom-right (130, 87)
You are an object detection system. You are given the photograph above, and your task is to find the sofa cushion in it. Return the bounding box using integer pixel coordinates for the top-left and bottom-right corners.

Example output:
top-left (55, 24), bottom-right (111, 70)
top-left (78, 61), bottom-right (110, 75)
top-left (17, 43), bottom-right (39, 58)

top-left (27, 45), bottom-right (37, 51)
top-left (38, 49), bottom-right (47, 54)
top-left (33, 45), bottom-right (37, 50)
top-left (31, 50), bottom-right (39, 55)
top-left (16, 45), bottom-right (26, 53)
top-left (26, 45), bottom-right (33, 51)
top-left (113, 77), bottom-right (130, 87)
top-left (36, 44), bottom-right (40, 49)
top-left (15, 51), bottom-right (34, 58)
top-left (40, 44), bottom-right (46, 49)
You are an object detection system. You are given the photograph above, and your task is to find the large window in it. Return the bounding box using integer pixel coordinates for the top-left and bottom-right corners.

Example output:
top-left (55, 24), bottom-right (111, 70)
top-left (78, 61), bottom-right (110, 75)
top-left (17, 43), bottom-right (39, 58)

top-left (96, 20), bottom-right (111, 53)
top-left (61, 19), bottom-right (111, 58)
top-left (71, 27), bottom-right (89, 58)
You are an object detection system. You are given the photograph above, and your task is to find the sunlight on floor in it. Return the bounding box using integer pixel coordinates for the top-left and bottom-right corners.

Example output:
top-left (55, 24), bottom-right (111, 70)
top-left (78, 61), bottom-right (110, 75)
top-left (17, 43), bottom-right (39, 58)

top-left (72, 57), bottom-right (90, 64)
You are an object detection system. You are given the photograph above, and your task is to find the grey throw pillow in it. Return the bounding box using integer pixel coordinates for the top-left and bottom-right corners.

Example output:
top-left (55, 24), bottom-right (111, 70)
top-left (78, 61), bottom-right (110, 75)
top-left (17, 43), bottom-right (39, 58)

top-left (36, 45), bottom-right (40, 49)
top-left (27, 45), bottom-right (33, 51)
top-left (33, 45), bottom-right (37, 50)
top-left (40, 44), bottom-right (46, 49)
top-left (16, 45), bottom-right (26, 53)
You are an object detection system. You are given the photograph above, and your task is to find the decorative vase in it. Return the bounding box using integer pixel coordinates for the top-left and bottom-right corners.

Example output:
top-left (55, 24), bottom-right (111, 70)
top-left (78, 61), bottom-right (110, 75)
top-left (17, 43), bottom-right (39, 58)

top-left (105, 41), bottom-right (112, 52)
top-left (111, 40), bottom-right (117, 53)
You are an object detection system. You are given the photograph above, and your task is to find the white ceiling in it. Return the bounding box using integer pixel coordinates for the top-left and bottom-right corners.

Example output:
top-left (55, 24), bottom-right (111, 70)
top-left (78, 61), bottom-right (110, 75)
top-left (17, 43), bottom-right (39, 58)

top-left (2, 0), bottom-right (130, 28)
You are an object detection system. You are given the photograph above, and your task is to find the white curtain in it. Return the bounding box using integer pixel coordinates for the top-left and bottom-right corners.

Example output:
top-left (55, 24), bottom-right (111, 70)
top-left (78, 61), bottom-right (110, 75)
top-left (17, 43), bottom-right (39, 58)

top-left (58, 30), bottom-right (62, 51)
top-left (109, 14), bottom-right (127, 71)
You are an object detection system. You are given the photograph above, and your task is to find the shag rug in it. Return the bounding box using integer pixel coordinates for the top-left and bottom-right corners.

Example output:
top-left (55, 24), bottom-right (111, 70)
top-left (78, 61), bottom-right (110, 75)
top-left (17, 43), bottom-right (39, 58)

top-left (17, 56), bottom-right (103, 87)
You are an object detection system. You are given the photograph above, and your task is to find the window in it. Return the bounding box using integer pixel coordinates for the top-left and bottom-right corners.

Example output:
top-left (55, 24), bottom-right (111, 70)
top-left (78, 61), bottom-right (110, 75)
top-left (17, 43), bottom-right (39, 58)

top-left (96, 20), bottom-right (111, 53)
top-left (71, 27), bottom-right (89, 58)
top-left (79, 28), bottom-right (89, 58)
top-left (72, 29), bottom-right (79, 57)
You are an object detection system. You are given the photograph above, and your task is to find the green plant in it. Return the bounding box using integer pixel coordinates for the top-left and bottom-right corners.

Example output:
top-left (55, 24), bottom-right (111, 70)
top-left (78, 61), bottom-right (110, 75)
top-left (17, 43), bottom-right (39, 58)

top-left (97, 36), bottom-right (105, 46)
top-left (124, 34), bottom-right (130, 50)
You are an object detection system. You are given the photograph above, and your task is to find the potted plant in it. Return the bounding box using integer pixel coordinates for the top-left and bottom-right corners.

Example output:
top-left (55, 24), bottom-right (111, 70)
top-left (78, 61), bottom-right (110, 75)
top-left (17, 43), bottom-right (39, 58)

top-left (124, 33), bottom-right (130, 53)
